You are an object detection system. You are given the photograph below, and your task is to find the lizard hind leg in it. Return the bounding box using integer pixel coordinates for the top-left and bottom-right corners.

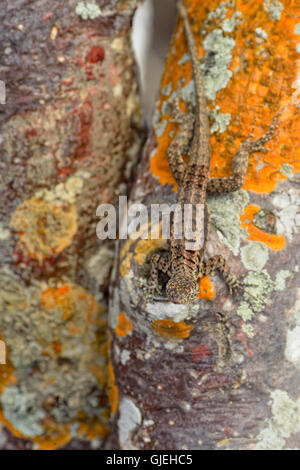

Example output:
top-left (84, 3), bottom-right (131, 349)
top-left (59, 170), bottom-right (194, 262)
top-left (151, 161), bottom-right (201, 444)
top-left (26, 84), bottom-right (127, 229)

top-left (203, 255), bottom-right (243, 298)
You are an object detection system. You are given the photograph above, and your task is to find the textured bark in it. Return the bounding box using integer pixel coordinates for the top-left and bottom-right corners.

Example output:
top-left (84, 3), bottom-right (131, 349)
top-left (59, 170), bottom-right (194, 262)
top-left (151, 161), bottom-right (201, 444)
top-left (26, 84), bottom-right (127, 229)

top-left (0, 0), bottom-right (141, 449)
top-left (109, 0), bottom-right (300, 450)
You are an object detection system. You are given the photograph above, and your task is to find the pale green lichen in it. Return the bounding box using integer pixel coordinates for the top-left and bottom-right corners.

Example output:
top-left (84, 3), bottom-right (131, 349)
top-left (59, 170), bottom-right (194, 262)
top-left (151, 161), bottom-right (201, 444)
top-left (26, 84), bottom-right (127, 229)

top-left (210, 106), bottom-right (231, 133)
top-left (75, 1), bottom-right (102, 20)
top-left (236, 301), bottom-right (255, 321)
top-left (1, 386), bottom-right (45, 437)
top-left (255, 390), bottom-right (300, 449)
top-left (296, 44), bottom-right (300, 53)
top-left (202, 29), bottom-right (235, 101)
top-left (241, 241), bottom-right (269, 271)
top-left (221, 11), bottom-right (243, 33)
top-left (207, 190), bottom-right (249, 256)
top-left (295, 24), bottom-right (300, 35)
top-left (241, 323), bottom-right (254, 338)
top-left (263, 0), bottom-right (283, 21)
top-left (274, 270), bottom-right (290, 291)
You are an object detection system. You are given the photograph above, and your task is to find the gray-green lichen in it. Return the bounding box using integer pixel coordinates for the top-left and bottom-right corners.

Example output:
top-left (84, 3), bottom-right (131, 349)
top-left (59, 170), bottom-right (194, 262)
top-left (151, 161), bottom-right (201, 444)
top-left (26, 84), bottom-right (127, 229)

top-left (237, 269), bottom-right (291, 337)
top-left (207, 190), bottom-right (249, 256)
top-left (296, 44), bottom-right (300, 53)
top-left (274, 270), bottom-right (290, 291)
top-left (263, 0), bottom-right (284, 21)
top-left (1, 386), bottom-right (45, 437)
top-left (295, 24), bottom-right (300, 35)
top-left (210, 106), bottom-right (231, 133)
top-left (241, 241), bottom-right (269, 271)
top-left (255, 390), bottom-right (300, 449)
top-left (202, 29), bottom-right (235, 101)
top-left (75, 1), bottom-right (102, 20)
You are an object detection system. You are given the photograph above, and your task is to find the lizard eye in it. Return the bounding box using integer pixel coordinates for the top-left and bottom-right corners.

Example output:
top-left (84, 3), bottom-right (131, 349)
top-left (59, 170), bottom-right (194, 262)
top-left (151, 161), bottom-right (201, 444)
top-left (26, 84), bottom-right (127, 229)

top-left (166, 276), bottom-right (198, 304)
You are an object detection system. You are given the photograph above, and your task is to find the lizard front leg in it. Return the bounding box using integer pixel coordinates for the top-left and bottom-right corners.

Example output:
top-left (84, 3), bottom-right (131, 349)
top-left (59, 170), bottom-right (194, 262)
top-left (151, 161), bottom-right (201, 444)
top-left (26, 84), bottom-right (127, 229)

top-left (201, 255), bottom-right (242, 296)
top-left (167, 104), bottom-right (194, 186)
top-left (207, 111), bottom-right (282, 195)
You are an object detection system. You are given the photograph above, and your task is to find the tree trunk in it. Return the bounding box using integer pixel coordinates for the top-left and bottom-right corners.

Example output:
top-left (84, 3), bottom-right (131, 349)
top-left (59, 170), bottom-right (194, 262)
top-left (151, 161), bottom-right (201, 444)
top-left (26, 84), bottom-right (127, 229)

top-left (109, 0), bottom-right (300, 450)
top-left (0, 0), bottom-right (141, 450)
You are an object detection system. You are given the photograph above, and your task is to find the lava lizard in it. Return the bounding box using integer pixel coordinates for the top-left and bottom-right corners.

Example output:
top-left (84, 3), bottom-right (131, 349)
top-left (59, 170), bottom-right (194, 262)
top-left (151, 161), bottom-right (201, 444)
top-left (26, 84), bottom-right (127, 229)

top-left (147, 0), bottom-right (282, 305)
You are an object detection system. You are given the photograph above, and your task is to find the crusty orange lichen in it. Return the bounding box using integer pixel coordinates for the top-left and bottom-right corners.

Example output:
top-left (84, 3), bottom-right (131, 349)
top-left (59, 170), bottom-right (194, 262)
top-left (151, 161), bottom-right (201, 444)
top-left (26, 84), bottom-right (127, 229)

top-left (10, 198), bottom-right (77, 263)
top-left (152, 318), bottom-right (195, 340)
top-left (198, 275), bottom-right (215, 300)
top-left (115, 312), bottom-right (133, 338)
top-left (240, 204), bottom-right (286, 250)
top-left (107, 342), bottom-right (119, 415)
top-left (150, 0), bottom-right (299, 195)
top-left (120, 236), bottom-right (167, 278)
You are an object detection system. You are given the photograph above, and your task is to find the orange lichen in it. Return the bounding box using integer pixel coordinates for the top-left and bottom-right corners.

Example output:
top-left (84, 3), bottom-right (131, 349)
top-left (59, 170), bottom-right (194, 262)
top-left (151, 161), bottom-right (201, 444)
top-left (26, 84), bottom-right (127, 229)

top-left (134, 238), bottom-right (167, 265)
top-left (115, 312), bottom-right (133, 338)
top-left (152, 318), bottom-right (195, 340)
top-left (240, 204), bottom-right (286, 250)
top-left (107, 355), bottom-right (119, 415)
top-left (198, 275), bottom-right (215, 300)
top-left (150, 0), bottom-right (299, 195)
top-left (10, 198), bottom-right (77, 263)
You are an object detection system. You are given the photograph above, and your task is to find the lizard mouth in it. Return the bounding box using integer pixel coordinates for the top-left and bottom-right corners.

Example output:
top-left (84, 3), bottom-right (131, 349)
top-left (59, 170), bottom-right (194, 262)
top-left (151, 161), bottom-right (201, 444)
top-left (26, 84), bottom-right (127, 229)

top-left (166, 276), bottom-right (198, 304)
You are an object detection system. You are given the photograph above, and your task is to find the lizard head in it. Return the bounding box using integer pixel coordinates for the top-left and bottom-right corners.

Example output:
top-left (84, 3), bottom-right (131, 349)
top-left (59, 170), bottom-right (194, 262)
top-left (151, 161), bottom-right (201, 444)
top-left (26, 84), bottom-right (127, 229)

top-left (166, 276), bottom-right (198, 304)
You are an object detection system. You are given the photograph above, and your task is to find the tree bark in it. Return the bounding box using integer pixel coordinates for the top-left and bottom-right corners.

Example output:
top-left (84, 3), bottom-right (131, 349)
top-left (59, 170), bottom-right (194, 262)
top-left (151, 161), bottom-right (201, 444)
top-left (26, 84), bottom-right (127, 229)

top-left (0, 0), bottom-right (141, 450)
top-left (109, 0), bottom-right (300, 450)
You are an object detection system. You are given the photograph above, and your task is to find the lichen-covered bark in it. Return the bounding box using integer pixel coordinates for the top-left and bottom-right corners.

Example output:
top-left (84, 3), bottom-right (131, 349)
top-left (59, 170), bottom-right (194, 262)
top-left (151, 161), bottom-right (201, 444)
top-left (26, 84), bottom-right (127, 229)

top-left (109, 0), bottom-right (300, 450)
top-left (0, 0), bottom-right (141, 449)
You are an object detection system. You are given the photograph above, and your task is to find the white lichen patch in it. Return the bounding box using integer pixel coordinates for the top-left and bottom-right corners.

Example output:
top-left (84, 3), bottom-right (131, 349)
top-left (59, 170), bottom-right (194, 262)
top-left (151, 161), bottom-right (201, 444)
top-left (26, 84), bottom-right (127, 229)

top-left (241, 242), bottom-right (269, 271)
top-left (285, 326), bottom-right (300, 369)
top-left (263, 0), bottom-right (284, 21)
top-left (75, 1), bottom-right (102, 20)
top-left (255, 390), bottom-right (300, 449)
top-left (146, 301), bottom-right (191, 323)
top-left (295, 24), bottom-right (300, 35)
top-left (272, 188), bottom-right (300, 241)
top-left (118, 397), bottom-right (142, 450)
top-left (207, 190), bottom-right (249, 256)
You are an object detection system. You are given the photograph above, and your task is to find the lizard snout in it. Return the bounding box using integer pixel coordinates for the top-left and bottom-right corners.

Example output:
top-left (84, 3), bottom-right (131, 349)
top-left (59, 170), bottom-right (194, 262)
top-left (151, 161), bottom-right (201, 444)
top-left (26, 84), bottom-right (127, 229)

top-left (166, 276), bottom-right (198, 304)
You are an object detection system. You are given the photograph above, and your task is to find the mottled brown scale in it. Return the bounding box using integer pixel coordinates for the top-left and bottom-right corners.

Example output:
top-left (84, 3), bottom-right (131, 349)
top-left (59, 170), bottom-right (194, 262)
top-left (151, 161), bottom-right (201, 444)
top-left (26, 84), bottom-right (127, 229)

top-left (147, 1), bottom-right (282, 305)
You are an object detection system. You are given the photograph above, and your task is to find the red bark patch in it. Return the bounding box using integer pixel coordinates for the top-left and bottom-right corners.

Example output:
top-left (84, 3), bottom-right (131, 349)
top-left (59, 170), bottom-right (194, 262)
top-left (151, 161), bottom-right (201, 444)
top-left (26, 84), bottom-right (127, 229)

top-left (86, 46), bottom-right (105, 64)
